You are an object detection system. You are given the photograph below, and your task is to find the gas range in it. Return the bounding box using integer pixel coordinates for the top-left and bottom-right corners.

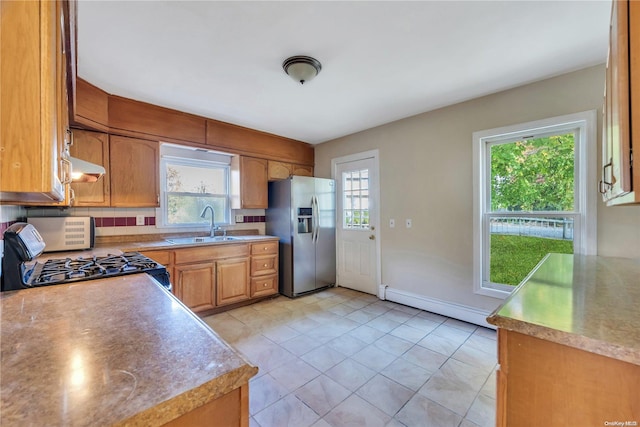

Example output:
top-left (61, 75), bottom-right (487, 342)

top-left (1, 223), bottom-right (171, 292)
top-left (23, 252), bottom-right (171, 290)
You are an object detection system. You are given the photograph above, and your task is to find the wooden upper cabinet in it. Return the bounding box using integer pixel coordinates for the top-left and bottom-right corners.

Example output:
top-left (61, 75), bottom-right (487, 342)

top-left (268, 161), bottom-right (293, 181)
top-left (206, 120), bottom-right (314, 165)
top-left (232, 157), bottom-right (268, 209)
top-left (601, 0), bottom-right (640, 205)
top-left (268, 161), bottom-right (313, 181)
top-left (291, 164), bottom-right (313, 177)
top-left (109, 96), bottom-right (206, 144)
top-left (109, 135), bottom-right (159, 207)
top-left (70, 130), bottom-right (110, 206)
top-left (73, 78), bottom-right (109, 131)
top-left (0, 0), bottom-right (70, 203)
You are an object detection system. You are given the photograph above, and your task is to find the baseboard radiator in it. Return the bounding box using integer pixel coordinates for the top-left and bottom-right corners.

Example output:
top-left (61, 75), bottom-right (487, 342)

top-left (378, 285), bottom-right (495, 330)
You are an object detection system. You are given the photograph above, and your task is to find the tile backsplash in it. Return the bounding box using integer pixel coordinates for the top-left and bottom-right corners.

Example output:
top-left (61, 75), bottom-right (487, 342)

top-left (25, 207), bottom-right (266, 236)
top-left (0, 205), bottom-right (26, 239)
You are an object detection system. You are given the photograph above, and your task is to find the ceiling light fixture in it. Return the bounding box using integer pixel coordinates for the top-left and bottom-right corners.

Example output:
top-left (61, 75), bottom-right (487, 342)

top-left (282, 55), bottom-right (322, 85)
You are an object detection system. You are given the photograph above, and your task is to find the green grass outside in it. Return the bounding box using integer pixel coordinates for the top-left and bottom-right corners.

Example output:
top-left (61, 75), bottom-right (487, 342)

top-left (490, 234), bottom-right (573, 286)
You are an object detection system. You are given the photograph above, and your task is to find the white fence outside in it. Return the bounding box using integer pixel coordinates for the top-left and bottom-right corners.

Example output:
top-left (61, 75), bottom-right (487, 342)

top-left (490, 217), bottom-right (573, 241)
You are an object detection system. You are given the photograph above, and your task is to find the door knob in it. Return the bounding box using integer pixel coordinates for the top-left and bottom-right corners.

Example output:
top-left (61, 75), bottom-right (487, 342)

top-left (369, 235), bottom-right (375, 240)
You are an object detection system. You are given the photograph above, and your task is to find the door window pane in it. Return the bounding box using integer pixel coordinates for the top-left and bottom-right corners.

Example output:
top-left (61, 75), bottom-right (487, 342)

top-left (342, 169), bottom-right (370, 230)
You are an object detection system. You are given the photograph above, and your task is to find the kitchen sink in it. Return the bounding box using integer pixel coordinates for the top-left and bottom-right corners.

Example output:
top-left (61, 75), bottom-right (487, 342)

top-left (165, 236), bottom-right (240, 245)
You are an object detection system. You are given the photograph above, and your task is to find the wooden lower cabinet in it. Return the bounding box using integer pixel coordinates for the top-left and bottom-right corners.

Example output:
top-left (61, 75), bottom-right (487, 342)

top-left (216, 257), bottom-right (250, 306)
top-left (496, 329), bottom-right (640, 426)
top-left (175, 263), bottom-right (216, 312)
top-left (163, 384), bottom-right (249, 427)
top-left (160, 240), bottom-right (278, 314)
top-left (249, 242), bottom-right (278, 298)
top-left (250, 275), bottom-right (277, 298)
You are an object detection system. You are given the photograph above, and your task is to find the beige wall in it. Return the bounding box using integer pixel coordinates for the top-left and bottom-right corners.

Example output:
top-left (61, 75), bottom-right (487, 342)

top-left (315, 64), bottom-right (640, 313)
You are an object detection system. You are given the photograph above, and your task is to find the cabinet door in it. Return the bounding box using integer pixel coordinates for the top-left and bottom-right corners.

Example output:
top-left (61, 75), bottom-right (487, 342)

top-left (240, 157), bottom-right (268, 208)
top-left (268, 161), bottom-right (292, 181)
top-left (291, 164), bottom-right (313, 177)
top-left (50, 0), bottom-right (73, 207)
top-left (70, 130), bottom-right (110, 206)
top-left (175, 263), bottom-right (215, 313)
top-left (0, 0), bottom-right (65, 203)
top-left (216, 257), bottom-right (250, 306)
top-left (602, 0), bottom-right (632, 202)
top-left (110, 135), bottom-right (160, 207)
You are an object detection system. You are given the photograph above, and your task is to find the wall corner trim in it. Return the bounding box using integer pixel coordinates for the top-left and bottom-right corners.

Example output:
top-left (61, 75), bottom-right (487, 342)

top-left (384, 286), bottom-right (496, 329)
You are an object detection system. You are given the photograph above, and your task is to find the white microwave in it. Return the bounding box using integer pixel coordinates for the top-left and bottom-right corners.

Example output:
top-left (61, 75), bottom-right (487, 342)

top-left (26, 217), bottom-right (95, 252)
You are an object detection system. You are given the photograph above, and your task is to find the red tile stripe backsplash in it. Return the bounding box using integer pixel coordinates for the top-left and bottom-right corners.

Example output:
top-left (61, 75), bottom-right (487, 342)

top-left (93, 216), bottom-right (264, 227)
top-left (0, 220), bottom-right (18, 239)
top-left (94, 217), bottom-right (156, 227)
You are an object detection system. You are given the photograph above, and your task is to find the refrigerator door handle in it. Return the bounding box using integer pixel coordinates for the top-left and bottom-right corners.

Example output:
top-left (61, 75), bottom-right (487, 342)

top-left (312, 195), bottom-right (319, 243)
top-left (310, 196), bottom-right (316, 242)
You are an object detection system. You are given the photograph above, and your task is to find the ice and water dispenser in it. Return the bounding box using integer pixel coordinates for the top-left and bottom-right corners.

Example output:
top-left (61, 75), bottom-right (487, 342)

top-left (297, 207), bottom-right (313, 234)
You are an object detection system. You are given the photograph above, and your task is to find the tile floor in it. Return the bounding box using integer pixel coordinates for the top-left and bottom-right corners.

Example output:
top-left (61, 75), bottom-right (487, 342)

top-left (203, 287), bottom-right (497, 427)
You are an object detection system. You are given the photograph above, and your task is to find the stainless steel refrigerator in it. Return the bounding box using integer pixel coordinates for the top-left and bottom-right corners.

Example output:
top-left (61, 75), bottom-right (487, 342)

top-left (266, 176), bottom-right (336, 297)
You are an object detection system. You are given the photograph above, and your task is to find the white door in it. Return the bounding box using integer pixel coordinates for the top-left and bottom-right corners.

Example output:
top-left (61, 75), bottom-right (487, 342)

top-left (333, 151), bottom-right (380, 295)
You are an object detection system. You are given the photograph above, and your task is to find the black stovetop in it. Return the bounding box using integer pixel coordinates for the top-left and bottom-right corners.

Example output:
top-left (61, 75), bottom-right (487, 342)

top-left (23, 252), bottom-right (165, 287)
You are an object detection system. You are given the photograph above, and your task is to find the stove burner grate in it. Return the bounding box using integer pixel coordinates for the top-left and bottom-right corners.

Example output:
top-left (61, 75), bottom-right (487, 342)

top-left (26, 252), bottom-right (166, 287)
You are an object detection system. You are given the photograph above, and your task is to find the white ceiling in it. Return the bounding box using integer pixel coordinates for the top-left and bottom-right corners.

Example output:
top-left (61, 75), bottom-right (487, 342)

top-left (78, 1), bottom-right (611, 145)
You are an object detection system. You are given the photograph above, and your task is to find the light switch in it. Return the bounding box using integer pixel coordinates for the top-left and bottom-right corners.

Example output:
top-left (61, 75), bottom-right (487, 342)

top-left (406, 219), bottom-right (412, 228)
top-left (136, 215), bottom-right (145, 226)
top-left (389, 219), bottom-right (395, 228)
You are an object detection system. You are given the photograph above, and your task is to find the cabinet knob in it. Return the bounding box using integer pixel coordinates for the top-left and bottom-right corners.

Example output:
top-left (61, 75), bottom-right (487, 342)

top-left (263, 283), bottom-right (268, 287)
top-left (263, 247), bottom-right (268, 250)
top-left (264, 263), bottom-right (268, 267)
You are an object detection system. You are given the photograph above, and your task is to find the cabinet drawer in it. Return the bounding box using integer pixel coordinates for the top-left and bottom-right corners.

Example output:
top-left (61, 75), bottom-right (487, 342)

top-left (140, 250), bottom-right (172, 266)
top-left (250, 241), bottom-right (278, 255)
top-left (251, 275), bottom-right (278, 297)
top-left (174, 244), bottom-right (250, 264)
top-left (251, 255), bottom-right (277, 276)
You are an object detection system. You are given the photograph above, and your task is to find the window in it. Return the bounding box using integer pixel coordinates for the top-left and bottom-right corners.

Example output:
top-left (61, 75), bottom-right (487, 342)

top-left (343, 168), bottom-right (370, 229)
top-left (473, 111), bottom-right (597, 298)
top-left (158, 144), bottom-right (232, 227)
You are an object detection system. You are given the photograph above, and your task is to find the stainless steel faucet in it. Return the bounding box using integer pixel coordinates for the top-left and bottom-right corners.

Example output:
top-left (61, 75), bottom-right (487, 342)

top-left (200, 205), bottom-right (216, 237)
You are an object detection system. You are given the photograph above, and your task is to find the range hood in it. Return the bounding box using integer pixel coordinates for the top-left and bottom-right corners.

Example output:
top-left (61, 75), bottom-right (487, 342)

top-left (70, 156), bottom-right (106, 183)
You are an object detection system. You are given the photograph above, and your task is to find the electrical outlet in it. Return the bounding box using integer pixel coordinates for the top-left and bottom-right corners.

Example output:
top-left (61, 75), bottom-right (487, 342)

top-left (406, 218), bottom-right (412, 228)
top-left (235, 214), bottom-right (244, 223)
top-left (389, 219), bottom-right (395, 228)
top-left (136, 215), bottom-right (145, 226)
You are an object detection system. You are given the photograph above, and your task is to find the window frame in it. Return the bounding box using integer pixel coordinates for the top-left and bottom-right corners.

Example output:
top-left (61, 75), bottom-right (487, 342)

top-left (472, 111), bottom-right (597, 298)
top-left (158, 153), bottom-right (231, 229)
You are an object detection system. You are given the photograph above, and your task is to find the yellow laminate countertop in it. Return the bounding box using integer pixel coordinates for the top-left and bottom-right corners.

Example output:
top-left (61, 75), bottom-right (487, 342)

top-left (0, 274), bottom-right (258, 426)
top-left (487, 253), bottom-right (640, 365)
